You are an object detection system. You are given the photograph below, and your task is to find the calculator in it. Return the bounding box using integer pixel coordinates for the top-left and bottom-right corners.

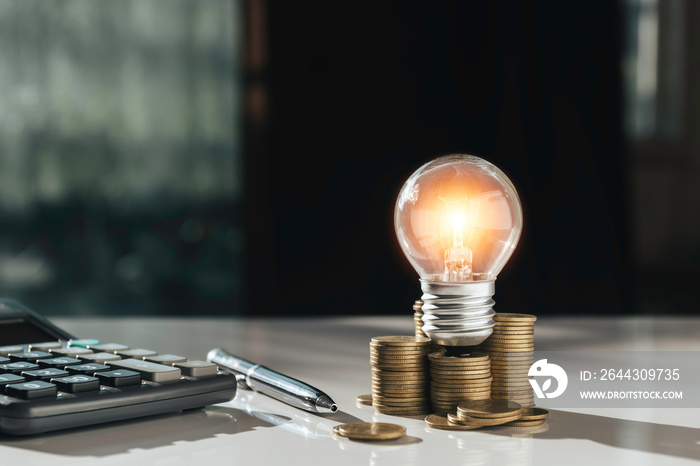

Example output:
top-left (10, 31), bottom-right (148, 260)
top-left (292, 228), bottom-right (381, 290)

top-left (0, 299), bottom-right (238, 435)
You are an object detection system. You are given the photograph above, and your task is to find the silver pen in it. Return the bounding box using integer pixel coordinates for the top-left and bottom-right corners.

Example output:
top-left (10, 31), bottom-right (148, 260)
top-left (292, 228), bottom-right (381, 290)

top-left (207, 348), bottom-right (338, 414)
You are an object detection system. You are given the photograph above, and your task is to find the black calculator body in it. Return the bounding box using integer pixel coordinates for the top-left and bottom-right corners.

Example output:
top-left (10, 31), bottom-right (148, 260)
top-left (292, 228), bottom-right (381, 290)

top-left (0, 299), bottom-right (237, 435)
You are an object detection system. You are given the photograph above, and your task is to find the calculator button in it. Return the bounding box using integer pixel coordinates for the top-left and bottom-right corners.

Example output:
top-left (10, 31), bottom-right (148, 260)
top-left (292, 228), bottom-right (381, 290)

top-left (68, 339), bottom-right (100, 348)
top-left (28, 341), bottom-right (63, 352)
top-left (52, 375), bottom-right (100, 393)
top-left (5, 380), bottom-right (57, 399)
top-left (0, 346), bottom-right (24, 357)
top-left (109, 359), bottom-right (181, 383)
top-left (38, 357), bottom-right (83, 368)
top-left (117, 349), bottom-right (158, 359)
top-left (0, 373), bottom-right (25, 386)
top-left (91, 343), bottom-right (130, 353)
top-left (145, 354), bottom-right (187, 365)
top-left (0, 362), bottom-right (40, 374)
top-left (95, 369), bottom-right (141, 387)
top-left (174, 360), bottom-right (218, 378)
top-left (23, 368), bottom-right (69, 381)
top-left (8, 351), bottom-right (53, 362)
top-left (51, 347), bottom-right (94, 358)
top-left (80, 353), bottom-right (122, 364)
top-left (66, 363), bottom-right (111, 375)
top-left (0, 357), bottom-right (10, 365)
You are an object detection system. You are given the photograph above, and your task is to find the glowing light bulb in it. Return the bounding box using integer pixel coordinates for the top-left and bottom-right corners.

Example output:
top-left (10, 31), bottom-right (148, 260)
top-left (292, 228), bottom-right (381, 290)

top-left (394, 154), bottom-right (523, 353)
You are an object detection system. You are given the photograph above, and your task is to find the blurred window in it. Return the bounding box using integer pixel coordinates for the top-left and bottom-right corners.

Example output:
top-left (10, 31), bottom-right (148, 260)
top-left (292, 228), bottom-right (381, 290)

top-left (0, 0), bottom-right (243, 315)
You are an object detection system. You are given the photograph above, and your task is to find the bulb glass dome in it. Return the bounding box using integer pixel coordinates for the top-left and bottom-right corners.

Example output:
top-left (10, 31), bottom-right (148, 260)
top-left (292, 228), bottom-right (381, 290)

top-left (395, 154), bottom-right (522, 282)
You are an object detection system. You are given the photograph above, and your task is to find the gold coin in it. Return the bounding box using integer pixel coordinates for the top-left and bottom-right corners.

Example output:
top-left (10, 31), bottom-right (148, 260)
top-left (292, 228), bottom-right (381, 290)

top-left (371, 373), bottom-right (428, 381)
top-left (356, 394), bottom-right (373, 406)
top-left (431, 394), bottom-right (491, 403)
top-left (374, 406), bottom-right (430, 415)
top-left (449, 412), bottom-right (522, 427)
top-left (372, 395), bottom-right (428, 403)
top-left (482, 337), bottom-right (534, 345)
top-left (372, 382), bottom-right (428, 390)
top-left (370, 358), bottom-right (427, 366)
top-left (493, 313), bottom-right (537, 322)
top-left (370, 344), bottom-right (431, 352)
top-left (425, 413), bottom-right (482, 431)
top-left (519, 407), bottom-right (549, 421)
top-left (372, 380), bottom-right (428, 387)
top-left (491, 329), bottom-right (534, 335)
top-left (429, 374), bottom-right (492, 379)
top-left (479, 343), bottom-right (534, 350)
top-left (490, 388), bottom-right (533, 395)
top-left (428, 352), bottom-right (490, 363)
top-left (372, 387), bottom-right (428, 396)
top-left (370, 357), bottom-right (427, 366)
top-left (371, 364), bottom-right (428, 372)
top-left (493, 321), bottom-right (535, 327)
top-left (429, 378), bottom-right (493, 388)
top-left (430, 384), bottom-right (492, 393)
top-left (371, 336), bottom-right (431, 346)
top-left (370, 349), bottom-right (430, 357)
top-left (457, 400), bottom-right (523, 419)
top-left (337, 422), bottom-right (406, 440)
top-left (503, 419), bottom-right (545, 427)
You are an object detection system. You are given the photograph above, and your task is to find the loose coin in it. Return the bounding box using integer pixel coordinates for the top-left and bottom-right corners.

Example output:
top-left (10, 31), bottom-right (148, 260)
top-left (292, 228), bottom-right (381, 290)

top-left (503, 419), bottom-right (546, 427)
top-left (337, 422), bottom-right (407, 440)
top-left (457, 400), bottom-right (523, 419)
top-left (356, 394), bottom-right (373, 406)
top-left (425, 413), bottom-right (482, 431)
top-left (519, 407), bottom-right (549, 421)
top-left (449, 412), bottom-right (522, 427)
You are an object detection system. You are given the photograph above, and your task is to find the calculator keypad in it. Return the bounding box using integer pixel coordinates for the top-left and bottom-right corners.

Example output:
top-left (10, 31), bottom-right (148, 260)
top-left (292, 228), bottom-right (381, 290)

top-left (0, 341), bottom-right (223, 406)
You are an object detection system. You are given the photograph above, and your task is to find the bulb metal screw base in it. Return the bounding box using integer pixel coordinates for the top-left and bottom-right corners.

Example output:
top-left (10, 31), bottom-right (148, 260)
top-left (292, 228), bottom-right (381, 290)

top-left (420, 279), bottom-right (496, 348)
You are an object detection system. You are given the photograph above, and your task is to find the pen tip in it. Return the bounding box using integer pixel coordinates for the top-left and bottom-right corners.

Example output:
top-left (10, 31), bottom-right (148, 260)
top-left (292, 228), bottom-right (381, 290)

top-left (316, 395), bottom-right (338, 414)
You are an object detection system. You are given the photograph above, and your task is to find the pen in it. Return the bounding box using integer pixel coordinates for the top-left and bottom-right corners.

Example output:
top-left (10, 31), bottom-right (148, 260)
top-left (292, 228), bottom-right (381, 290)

top-left (206, 348), bottom-right (339, 414)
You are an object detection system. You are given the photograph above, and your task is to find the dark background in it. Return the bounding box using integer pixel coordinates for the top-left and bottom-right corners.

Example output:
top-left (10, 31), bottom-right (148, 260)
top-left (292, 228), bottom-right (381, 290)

top-left (247, 1), bottom-right (632, 317)
top-left (1, 1), bottom-right (698, 317)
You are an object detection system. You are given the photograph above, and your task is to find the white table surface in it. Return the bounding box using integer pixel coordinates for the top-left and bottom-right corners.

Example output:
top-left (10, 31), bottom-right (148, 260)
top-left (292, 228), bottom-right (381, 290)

top-left (0, 315), bottom-right (699, 465)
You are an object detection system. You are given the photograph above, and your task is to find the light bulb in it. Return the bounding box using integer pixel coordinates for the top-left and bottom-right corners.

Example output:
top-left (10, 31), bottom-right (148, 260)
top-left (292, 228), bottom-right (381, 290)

top-left (394, 154), bottom-right (523, 353)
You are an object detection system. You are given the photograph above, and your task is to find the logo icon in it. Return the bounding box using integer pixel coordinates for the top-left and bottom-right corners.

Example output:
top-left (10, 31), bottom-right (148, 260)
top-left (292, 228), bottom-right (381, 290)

top-left (529, 359), bottom-right (568, 398)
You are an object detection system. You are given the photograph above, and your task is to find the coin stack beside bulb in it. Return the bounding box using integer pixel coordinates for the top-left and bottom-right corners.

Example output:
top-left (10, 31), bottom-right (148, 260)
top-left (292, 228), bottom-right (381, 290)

top-left (370, 336), bottom-right (432, 415)
top-left (428, 350), bottom-right (492, 413)
top-left (476, 313), bottom-right (536, 407)
top-left (413, 300), bottom-right (427, 339)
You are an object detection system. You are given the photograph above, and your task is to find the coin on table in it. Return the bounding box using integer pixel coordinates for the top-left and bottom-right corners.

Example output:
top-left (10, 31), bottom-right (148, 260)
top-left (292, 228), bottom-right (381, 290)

top-left (356, 394), bottom-right (373, 406)
top-left (457, 399), bottom-right (523, 419)
top-left (448, 412), bottom-right (522, 427)
top-left (503, 419), bottom-right (546, 427)
top-left (519, 407), bottom-right (549, 421)
top-left (336, 422), bottom-right (406, 440)
top-left (425, 413), bottom-right (483, 431)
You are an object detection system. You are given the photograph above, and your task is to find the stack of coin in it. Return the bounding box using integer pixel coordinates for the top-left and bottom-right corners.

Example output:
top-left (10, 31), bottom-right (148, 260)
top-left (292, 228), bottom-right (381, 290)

top-left (413, 300), bottom-right (427, 339)
top-left (476, 313), bottom-right (536, 407)
top-left (370, 336), bottom-right (431, 415)
top-left (428, 350), bottom-right (492, 413)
